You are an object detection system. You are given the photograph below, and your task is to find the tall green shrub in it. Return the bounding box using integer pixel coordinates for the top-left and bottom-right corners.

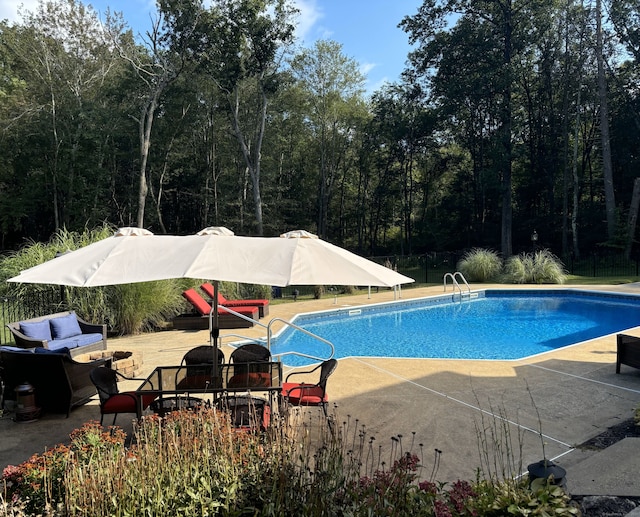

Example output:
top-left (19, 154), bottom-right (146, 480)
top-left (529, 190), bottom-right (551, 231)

top-left (457, 248), bottom-right (503, 282)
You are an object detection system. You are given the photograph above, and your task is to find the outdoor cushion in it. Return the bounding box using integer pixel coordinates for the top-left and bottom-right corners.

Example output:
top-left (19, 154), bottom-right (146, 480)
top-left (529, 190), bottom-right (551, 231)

top-left (50, 333), bottom-right (104, 351)
top-left (102, 392), bottom-right (158, 413)
top-left (227, 372), bottom-right (271, 389)
top-left (281, 382), bottom-right (327, 405)
top-left (50, 313), bottom-right (82, 339)
top-left (19, 320), bottom-right (52, 341)
top-left (0, 345), bottom-right (34, 353)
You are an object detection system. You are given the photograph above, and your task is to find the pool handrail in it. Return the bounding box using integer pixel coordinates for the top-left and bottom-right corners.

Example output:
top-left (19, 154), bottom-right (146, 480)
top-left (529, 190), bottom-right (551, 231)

top-left (215, 303), bottom-right (269, 330)
top-left (222, 317), bottom-right (336, 365)
top-left (443, 272), bottom-right (471, 299)
top-left (266, 317), bottom-right (335, 363)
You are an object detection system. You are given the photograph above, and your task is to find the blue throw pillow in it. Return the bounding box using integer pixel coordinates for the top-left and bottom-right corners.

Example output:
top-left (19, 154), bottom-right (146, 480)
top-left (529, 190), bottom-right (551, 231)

top-left (19, 320), bottom-right (52, 341)
top-left (50, 314), bottom-right (82, 340)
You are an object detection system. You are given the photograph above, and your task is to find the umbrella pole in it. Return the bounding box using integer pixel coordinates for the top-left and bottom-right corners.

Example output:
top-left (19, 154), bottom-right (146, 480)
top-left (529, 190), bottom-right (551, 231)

top-left (209, 280), bottom-right (220, 379)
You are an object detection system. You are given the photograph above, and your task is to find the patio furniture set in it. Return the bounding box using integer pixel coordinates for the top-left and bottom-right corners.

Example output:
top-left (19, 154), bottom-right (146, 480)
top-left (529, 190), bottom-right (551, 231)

top-left (90, 342), bottom-right (337, 433)
top-left (0, 303), bottom-right (336, 432)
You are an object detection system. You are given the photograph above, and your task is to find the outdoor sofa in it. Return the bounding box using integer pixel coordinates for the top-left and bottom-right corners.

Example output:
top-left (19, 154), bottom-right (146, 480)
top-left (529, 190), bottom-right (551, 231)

top-left (0, 347), bottom-right (110, 416)
top-left (6, 311), bottom-right (107, 358)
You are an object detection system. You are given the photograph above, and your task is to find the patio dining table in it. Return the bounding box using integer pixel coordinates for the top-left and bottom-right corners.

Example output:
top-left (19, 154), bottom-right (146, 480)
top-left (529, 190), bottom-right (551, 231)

top-left (135, 361), bottom-right (283, 418)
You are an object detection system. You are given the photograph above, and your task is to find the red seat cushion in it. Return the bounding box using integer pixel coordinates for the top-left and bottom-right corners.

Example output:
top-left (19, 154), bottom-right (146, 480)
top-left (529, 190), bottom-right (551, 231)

top-left (102, 392), bottom-right (157, 413)
top-left (218, 306), bottom-right (258, 317)
top-left (177, 374), bottom-right (218, 390)
top-left (228, 372), bottom-right (271, 389)
top-left (281, 382), bottom-right (327, 405)
top-left (182, 289), bottom-right (212, 316)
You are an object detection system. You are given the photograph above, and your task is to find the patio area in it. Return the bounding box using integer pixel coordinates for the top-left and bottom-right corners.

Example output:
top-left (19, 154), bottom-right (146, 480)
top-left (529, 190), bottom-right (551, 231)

top-left (2, 283), bottom-right (640, 501)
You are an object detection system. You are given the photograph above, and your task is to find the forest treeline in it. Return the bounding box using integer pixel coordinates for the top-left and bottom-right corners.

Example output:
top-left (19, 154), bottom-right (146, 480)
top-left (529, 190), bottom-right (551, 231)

top-left (0, 0), bottom-right (638, 259)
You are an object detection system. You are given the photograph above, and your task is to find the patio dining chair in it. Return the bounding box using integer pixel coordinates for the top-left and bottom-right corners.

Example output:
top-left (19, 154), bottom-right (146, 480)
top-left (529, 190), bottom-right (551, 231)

top-left (176, 345), bottom-right (225, 390)
top-left (90, 367), bottom-right (158, 425)
top-left (280, 359), bottom-right (337, 419)
top-left (227, 343), bottom-right (272, 389)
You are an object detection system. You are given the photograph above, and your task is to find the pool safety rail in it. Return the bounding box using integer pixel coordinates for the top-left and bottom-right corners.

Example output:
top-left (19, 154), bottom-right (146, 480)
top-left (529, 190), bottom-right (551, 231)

top-left (266, 317), bottom-right (335, 363)
top-left (444, 272), bottom-right (471, 300)
top-left (225, 317), bottom-right (336, 365)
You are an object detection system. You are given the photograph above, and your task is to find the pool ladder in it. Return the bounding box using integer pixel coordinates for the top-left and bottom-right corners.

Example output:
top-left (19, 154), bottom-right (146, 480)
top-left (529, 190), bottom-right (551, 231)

top-left (443, 272), bottom-right (471, 301)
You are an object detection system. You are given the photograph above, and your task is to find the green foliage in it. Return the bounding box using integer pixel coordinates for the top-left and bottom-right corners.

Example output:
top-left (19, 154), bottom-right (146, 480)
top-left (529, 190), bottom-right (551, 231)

top-left (457, 248), bottom-right (503, 282)
top-left (471, 477), bottom-right (578, 516)
top-left (504, 250), bottom-right (567, 284)
top-left (239, 283), bottom-right (272, 300)
top-left (313, 285), bottom-right (325, 299)
top-left (634, 404), bottom-right (640, 427)
top-left (105, 281), bottom-right (185, 335)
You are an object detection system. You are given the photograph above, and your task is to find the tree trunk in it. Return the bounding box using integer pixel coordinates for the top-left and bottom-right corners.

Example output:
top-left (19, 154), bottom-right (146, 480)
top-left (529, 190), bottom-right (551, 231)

top-left (500, 1), bottom-right (513, 258)
top-left (625, 178), bottom-right (640, 258)
top-left (597, 0), bottom-right (616, 240)
top-left (229, 85), bottom-right (265, 236)
top-left (137, 94), bottom-right (158, 229)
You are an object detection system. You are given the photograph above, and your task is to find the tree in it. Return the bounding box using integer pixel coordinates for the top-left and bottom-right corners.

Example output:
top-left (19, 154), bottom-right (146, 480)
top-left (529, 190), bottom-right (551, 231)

top-left (108, 1), bottom-right (199, 229)
top-left (289, 40), bottom-right (367, 238)
top-left (1, 0), bottom-right (123, 231)
top-left (184, 0), bottom-right (297, 235)
top-left (596, 0), bottom-right (616, 241)
top-left (401, 0), bottom-right (549, 256)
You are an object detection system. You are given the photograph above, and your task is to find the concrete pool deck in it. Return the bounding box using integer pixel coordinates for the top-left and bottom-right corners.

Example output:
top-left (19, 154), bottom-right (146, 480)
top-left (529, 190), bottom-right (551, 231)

top-left (2, 283), bottom-right (640, 502)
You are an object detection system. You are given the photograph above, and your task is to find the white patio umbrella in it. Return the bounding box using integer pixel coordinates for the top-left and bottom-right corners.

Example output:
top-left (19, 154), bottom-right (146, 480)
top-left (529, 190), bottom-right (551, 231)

top-left (8, 227), bottom-right (413, 288)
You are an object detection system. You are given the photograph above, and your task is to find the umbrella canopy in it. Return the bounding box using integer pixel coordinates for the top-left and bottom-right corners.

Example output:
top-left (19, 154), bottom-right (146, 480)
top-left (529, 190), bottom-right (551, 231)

top-left (8, 228), bottom-right (414, 288)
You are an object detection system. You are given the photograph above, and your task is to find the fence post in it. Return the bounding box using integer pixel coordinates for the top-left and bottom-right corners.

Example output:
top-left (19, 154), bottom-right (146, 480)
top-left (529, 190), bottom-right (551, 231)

top-left (425, 256), bottom-right (429, 283)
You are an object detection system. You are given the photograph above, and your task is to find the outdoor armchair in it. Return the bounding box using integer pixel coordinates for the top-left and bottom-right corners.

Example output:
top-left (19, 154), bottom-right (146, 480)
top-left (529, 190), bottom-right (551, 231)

top-left (281, 359), bottom-right (337, 418)
top-left (90, 367), bottom-right (157, 425)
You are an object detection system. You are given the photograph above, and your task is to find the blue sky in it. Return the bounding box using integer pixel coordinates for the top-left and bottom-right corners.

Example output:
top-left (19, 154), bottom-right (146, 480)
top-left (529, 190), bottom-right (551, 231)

top-left (1, 0), bottom-right (423, 93)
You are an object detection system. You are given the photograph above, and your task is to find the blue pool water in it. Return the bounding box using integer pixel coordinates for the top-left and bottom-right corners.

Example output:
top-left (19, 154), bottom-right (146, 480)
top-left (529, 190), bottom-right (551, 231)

top-left (269, 289), bottom-right (640, 366)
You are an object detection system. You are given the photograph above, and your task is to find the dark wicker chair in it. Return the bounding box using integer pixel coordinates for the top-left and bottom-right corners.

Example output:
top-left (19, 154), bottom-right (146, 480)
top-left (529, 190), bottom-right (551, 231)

top-left (90, 367), bottom-right (157, 425)
top-left (176, 345), bottom-right (225, 390)
top-left (616, 334), bottom-right (640, 373)
top-left (281, 359), bottom-right (337, 418)
top-left (228, 343), bottom-right (272, 389)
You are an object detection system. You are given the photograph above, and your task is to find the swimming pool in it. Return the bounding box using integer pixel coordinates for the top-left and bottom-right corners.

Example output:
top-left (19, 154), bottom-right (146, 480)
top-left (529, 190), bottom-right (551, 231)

top-left (269, 289), bottom-right (640, 366)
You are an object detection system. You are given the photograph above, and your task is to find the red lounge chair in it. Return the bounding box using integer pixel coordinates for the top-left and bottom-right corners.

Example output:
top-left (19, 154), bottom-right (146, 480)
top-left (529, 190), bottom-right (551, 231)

top-left (200, 283), bottom-right (269, 318)
top-left (181, 288), bottom-right (259, 329)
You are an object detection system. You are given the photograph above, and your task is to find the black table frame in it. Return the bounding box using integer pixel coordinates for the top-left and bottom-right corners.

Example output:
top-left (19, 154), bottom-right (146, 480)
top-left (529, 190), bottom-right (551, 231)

top-left (135, 362), bottom-right (282, 418)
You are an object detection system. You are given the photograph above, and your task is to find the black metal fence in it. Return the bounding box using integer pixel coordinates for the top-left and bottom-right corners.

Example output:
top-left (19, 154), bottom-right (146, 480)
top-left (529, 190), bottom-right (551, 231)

top-left (373, 251), bottom-right (640, 285)
top-left (0, 291), bottom-right (63, 345)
